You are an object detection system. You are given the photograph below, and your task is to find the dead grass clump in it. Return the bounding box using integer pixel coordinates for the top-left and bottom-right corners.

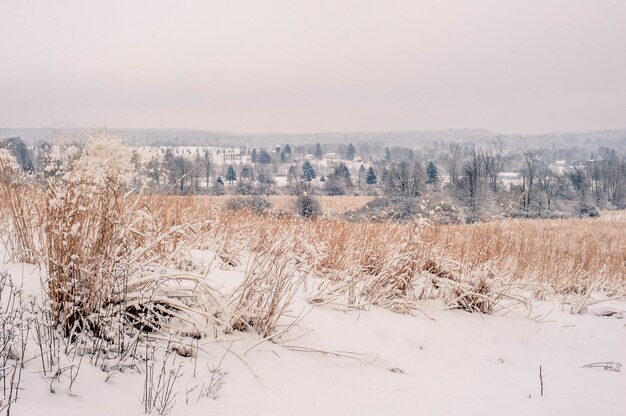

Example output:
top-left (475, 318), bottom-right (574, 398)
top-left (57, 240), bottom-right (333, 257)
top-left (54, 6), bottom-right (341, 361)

top-left (446, 273), bottom-right (496, 314)
top-left (361, 224), bottom-right (427, 313)
top-left (229, 237), bottom-right (305, 337)
top-left (32, 135), bottom-right (226, 352)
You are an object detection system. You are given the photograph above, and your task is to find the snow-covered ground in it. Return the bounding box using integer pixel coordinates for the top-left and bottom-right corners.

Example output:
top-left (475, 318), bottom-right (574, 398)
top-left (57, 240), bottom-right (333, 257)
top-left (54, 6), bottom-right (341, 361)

top-left (4, 254), bottom-right (625, 416)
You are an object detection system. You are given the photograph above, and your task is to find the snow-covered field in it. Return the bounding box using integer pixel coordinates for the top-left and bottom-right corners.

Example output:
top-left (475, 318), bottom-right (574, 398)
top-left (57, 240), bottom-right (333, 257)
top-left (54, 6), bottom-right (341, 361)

top-left (1, 136), bottom-right (623, 416)
top-left (5, 252), bottom-right (624, 416)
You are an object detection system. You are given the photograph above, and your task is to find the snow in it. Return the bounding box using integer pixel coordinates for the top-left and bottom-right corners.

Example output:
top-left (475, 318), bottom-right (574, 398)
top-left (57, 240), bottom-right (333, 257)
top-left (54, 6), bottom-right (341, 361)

top-left (4, 253), bottom-right (625, 416)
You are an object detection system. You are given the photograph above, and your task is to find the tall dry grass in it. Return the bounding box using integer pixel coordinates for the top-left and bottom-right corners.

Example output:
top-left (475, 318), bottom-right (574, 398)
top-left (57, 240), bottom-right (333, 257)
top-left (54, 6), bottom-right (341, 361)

top-left (422, 219), bottom-right (626, 295)
top-left (140, 196), bottom-right (625, 292)
top-left (136, 195), bottom-right (626, 316)
top-left (1, 176), bottom-right (624, 345)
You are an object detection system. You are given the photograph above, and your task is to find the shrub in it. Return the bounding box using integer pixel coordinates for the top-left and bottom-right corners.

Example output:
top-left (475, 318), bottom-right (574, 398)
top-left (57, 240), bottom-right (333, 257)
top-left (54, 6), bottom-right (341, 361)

top-left (579, 202), bottom-right (600, 218)
top-left (225, 195), bottom-right (272, 215)
top-left (295, 193), bottom-right (321, 219)
top-left (348, 196), bottom-right (418, 222)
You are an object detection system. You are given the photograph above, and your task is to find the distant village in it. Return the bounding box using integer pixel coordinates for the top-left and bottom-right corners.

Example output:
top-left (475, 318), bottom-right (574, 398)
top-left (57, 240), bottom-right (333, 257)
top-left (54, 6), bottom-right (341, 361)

top-left (1, 135), bottom-right (624, 221)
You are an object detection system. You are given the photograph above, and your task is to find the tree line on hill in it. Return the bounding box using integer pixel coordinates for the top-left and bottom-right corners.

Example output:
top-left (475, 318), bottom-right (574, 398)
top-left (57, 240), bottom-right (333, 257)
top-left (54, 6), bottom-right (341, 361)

top-left (2, 136), bottom-right (625, 222)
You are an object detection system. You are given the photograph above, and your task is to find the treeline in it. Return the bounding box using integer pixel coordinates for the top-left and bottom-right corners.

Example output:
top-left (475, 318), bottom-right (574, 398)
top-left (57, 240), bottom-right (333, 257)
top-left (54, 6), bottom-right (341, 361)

top-left (3, 135), bottom-right (625, 222)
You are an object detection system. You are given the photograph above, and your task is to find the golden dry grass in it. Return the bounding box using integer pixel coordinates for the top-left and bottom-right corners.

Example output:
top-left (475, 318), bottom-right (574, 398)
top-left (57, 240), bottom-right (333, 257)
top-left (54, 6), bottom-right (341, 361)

top-left (138, 195), bottom-right (625, 298)
top-left (3, 188), bottom-right (624, 294)
top-left (423, 219), bottom-right (626, 293)
top-left (2, 187), bottom-right (624, 328)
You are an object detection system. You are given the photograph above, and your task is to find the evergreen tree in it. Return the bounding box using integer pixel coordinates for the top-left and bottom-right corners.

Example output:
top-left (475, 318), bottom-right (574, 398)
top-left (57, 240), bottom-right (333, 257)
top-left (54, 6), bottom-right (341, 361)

top-left (426, 161), bottom-right (439, 184)
top-left (302, 159), bottom-right (316, 181)
top-left (240, 164), bottom-right (252, 180)
top-left (225, 165), bottom-right (237, 184)
top-left (283, 144), bottom-right (292, 154)
top-left (258, 149), bottom-right (272, 164)
top-left (358, 164), bottom-right (366, 186)
top-left (346, 143), bottom-right (356, 160)
top-left (334, 162), bottom-right (351, 181)
top-left (251, 148), bottom-right (258, 164)
top-left (213, 176), bottom-right (225, 195)
top-left (280, 151), bottom-right (286, 164)
top-left (366, 166), bottom-right (377, 185)
top-left (314, 143), bottom-right (323, 160)
top-left (287, 164), bottom-right (297, 182)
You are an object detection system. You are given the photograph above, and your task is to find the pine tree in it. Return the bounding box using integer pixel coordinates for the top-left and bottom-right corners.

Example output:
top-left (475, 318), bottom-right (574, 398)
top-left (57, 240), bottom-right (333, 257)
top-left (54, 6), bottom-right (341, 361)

top-left (302, 159), bottom-right (316, 181)
top-left (346, 143), bottom-right (356, 160)
top-left (213, 176), bottom-right (225, 195)
top-left (251, 148), bottom-right (258, 164)
top-left (366, 166), bottom-right (377, 185)
top-left (335, 162), bottom-right (351, 180)
top-left (426, 161), bottom-right (438, 184)
top-left (225, 165), bottom-right (237, 184)
top-left (287, 164), bottom-right (297, 182)
top-left (283, 144), bottom-right (292, 154)
top-left (258, 149), bottom-right (272, 164)
top-left (240, 165), bottom-right (252, 180)
top-left (314, 143), bottom-right (323, 160)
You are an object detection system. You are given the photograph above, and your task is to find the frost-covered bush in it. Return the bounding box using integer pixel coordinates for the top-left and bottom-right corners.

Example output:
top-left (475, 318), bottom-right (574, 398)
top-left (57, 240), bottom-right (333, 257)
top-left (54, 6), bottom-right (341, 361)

top-left (295, 193), bottom-right (321, 219)
top-left (347, 196), bottom-right (418, 222)
top-left (62, 133), bottom-right (135, 185)
top-left (224, 195), bottom-right (272, 215)
top-left (347, 194), bottom-right (464, 224)
top-left (579, 202), bottom-right (600, 218)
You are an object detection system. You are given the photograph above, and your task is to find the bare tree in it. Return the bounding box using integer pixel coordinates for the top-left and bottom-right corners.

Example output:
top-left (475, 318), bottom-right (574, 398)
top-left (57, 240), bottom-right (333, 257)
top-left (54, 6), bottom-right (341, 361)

top-left (202, 149), bottom-right (214, 187)
top-left (521, 150), bottom-right (541, 211)
top-left (444, 143), bottom-right (463, 186)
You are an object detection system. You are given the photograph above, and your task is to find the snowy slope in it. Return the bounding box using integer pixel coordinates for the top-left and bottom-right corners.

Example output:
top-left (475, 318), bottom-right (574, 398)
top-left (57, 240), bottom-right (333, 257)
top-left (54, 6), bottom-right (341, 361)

top-left (4, 257), bottom-right (625, 416)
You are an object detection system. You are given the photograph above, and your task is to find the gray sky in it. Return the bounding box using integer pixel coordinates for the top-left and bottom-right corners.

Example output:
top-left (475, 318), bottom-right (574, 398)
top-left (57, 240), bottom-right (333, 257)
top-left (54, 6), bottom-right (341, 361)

top-left (1, 0), bottom-right (625, 134)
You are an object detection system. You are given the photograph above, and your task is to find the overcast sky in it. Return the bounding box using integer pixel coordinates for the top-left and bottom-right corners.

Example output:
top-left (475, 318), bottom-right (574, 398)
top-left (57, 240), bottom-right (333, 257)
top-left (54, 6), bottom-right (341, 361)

top-left (1, 0), bottom-right (625, 134)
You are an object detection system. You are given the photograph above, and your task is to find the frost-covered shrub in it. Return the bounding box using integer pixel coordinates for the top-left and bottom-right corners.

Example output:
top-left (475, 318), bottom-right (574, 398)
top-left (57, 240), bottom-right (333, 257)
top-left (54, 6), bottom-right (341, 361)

top-left (234, 181), bottom-right (257, 195)
top-left (225, 195), bottom-right (272, 215)
top-left (295, 193), bottom-right (321, 219)
top-left (348, 197), bottom-right (418, 222)
top-left (63, 133), bottom-right (136, 185)
top-left (579, 202), bottom-right (600, 218)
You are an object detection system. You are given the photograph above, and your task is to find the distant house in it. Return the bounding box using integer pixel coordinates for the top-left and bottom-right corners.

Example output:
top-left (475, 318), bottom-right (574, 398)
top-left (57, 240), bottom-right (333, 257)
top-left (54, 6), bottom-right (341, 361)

top-left (497, 172), bottom-right (521, 189)
top-left (498, 172), bottom-right (520, 181)
top-left (325, 152), bottom-right (340, 161)
top-left (548, 160), bottom-right (568, 175)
